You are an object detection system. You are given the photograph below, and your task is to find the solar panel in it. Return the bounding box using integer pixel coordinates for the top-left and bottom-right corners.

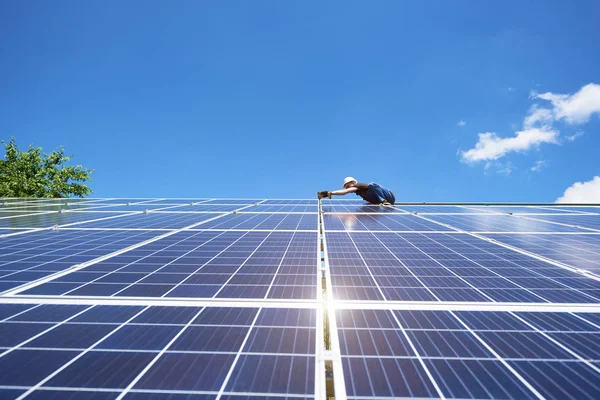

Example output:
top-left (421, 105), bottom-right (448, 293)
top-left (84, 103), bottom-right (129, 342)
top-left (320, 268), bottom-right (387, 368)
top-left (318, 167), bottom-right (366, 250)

top-left (0, 198), bottom-right (599, 399)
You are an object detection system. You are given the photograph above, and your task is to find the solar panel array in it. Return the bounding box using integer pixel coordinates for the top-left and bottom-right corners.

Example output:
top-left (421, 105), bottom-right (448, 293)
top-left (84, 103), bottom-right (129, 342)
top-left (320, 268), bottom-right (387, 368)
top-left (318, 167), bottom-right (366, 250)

top-left (0, 198), bottom-right (599, 399)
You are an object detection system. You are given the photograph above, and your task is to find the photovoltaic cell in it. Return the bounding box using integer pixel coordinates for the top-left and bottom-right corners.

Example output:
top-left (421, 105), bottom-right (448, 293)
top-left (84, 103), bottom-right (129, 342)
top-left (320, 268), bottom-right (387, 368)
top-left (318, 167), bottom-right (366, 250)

top-left (425, 214), bottom-right (585, 232)
top-left (0, 230), bottom-right (160, 293)
top-left (0, 303), bottom-right (317, 398)
top-left (336, 309), bottom-right (600, 399)
top-left (0, 211), bottom-right (135, 229)
top-left (1, 198), bottom-right (599, 399)
top-left (532, 214), bottom-right (600, 231)
top-left (20, 231), bottom-right (318, 300)
top-left (323, 214), bottom-right (452, 231)
top-left (485, 233), bottom-right (600, 272)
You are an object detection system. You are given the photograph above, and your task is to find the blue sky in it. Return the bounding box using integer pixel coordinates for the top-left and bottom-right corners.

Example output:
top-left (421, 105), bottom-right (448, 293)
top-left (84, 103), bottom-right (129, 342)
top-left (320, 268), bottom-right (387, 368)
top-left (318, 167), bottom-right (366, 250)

top-left (1, 1), bottom-right (599, 201)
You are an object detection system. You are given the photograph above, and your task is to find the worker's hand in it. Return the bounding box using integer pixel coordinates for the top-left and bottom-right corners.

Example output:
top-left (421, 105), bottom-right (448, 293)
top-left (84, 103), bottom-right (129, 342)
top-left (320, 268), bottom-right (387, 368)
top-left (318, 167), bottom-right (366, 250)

top-left (318, 191), bottom-right (331, 199)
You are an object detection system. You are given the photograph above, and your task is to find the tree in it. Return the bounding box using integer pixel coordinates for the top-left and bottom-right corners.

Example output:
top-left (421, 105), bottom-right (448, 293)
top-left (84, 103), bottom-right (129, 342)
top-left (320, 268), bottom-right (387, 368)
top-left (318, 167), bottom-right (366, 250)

top-left (0, 137), bottom-right (93, 198)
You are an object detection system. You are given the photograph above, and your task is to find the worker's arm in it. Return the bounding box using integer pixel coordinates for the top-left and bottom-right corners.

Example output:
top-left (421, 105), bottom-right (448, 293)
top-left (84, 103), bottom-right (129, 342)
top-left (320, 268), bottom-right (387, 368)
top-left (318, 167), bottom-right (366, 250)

top-left (330, 187), bottom-right (358, 196)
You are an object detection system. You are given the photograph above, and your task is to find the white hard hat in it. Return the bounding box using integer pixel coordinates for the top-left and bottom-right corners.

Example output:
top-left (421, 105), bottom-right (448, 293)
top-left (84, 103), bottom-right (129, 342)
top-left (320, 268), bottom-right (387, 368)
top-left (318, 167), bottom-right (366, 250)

top-left (343, 176), bottom-right (357, 187)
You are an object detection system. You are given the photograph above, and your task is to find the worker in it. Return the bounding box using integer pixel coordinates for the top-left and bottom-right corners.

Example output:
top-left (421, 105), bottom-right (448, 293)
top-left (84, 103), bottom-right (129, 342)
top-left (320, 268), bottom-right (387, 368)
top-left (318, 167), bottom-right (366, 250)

top-left (319, 177), bottom-right (396, 205)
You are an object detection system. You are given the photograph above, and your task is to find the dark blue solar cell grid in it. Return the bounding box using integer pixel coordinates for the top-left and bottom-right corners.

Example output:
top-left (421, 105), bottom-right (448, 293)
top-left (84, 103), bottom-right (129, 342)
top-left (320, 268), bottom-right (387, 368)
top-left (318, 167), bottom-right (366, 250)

top-left (533, 214), bottom-right (600, 231)
top-left (463, 206), bottom-right (579, 214)
top-left (320, 199), bottom-right (370, 205)
top-left (336, 309), bottom-right (600, 399)
top-left (322, 205), bottom-right (406, 213)
top-left (425, 214), bottom-right (588, 232)
top-left (195, 213), bottom-right (317, 230)
top-left (0, 304), bottom-right (317, 398)
top-left (550, 206), bottom-right (600, 214)
top-left (326, 232), bottom-right (600, 302)
top-left (204, 199), bottom-right (265, 205)
top-left (155, 204), bottom-right (244, 212)
top-left (394, 205), bottom-right (480, 213)
top-left (485, 233), bottom-right (600, 272)
top-left (244, 205), bottom-right (319, 212)
top-left (74, 204), bottom-right (184, 212)
top-left (0, 229), bottom-right (161, 293)
top-left (0, 211), bottom-right (134, 229)
top-left (74, 212), bottom-right (222, 229)
top-left (20, 231), bottom-right (318, 300)
top-left (0, 210), bottom-right (51, 218)
top-left (261, 199), bottom-right (318, 205)
top-left (323, 214), bottom-right (452, 231)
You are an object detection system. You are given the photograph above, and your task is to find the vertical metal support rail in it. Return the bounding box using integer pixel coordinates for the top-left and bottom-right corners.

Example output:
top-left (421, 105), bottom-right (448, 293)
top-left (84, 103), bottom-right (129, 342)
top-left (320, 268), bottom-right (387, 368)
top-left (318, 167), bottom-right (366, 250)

top-left (318, 198), bottom-right (347, 400)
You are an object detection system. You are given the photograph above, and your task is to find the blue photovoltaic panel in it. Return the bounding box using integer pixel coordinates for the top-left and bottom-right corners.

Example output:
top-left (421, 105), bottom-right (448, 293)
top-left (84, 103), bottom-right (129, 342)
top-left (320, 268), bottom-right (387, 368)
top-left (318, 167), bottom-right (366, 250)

top-left (2, 198), bottom-right (600, 399)
top-left (73, 204), bottom-right (186, 212)
top-left (548, 206), bottom-right (600, 214)
top-left (327, 232), bottom-right (600, 302)
top-left (532, 214), bottom-right (600, 231)
top-left (195, 213), bottom-right (317, 231)
top-left (323, 214), bottom-right (453, 231)
top-left (203, 199), bottom-right (264, 205)
top-left (394, 205), bottom-right (480, 213)
top-left (0, 211), bottom-right (135, 229)
top-left (1, 203), bottom-right (97, 212)
top-left (244, 205), bottom-right (319, 212)
top-left (21, 231), bottom-right (318, 300)
top-left (0, 230), bottom-right (161, 293)
top-left (0, 303), bottom-right (317, 399)
top-left (322, 205), bottom-right (406, 213)
top-left (151, 204), bottom-right (245, 212)
top-left (485, 233), bottom-right (600, 272)
top-left (261, 199), bottom-right (319, 205)
top-left (462, 206), bottom-right (579, 214)
top-left (73, 212), bottom-right (222, 229)
top-left (0, 210), bottom-right (51, 218)
top-left (336, 309), bottom-right (600, 399)
top-left (424, 214), bottom-right (585, 232)
top-left (131, 198), bottom-right (211, 204)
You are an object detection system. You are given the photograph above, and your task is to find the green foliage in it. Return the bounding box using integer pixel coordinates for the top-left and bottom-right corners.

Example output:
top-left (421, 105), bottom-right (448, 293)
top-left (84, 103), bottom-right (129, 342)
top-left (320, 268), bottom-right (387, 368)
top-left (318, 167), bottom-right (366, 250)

top-left (0, 137), bottom-right (93, 198)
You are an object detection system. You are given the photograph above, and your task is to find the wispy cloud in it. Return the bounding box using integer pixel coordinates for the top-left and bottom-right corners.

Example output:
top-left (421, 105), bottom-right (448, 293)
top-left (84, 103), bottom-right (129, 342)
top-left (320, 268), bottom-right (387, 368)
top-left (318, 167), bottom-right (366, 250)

top-left (507, 87), bottom-right (515, 92)
top-left (457, 120), bottom-right (466, 127)
top-left (534, 83), bottom-right (600, 124)
top-left (556, 176), bottom-right (600, 203)
top-left (460, 128), bottom-right (558, 164)
top-left (566, 131), bottom-right (584, 142)
top-left (461, 83), bottom-right (599, 166)
top-left (531, 160), bottom-right (546, 172)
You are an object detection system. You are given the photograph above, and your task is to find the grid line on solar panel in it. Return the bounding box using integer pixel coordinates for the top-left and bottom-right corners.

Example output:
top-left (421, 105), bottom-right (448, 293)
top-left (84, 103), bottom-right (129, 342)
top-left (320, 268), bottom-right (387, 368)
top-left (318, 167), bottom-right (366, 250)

top-left (2, 207), bottom-right (265, 297)
top-left (326, 231), bottom-right (600, 303)
top-left (12, 228), bottom-right (318, 301)
top-left (0, 200), bottom-right (266, 231)
top-left (461, 205), bottom-right (587, 215)
top-left (0, 304), bottom-right (318, 399)
top-left (483, 233), bottom-right (600, 274)
top-left (323, 213), bottom-right (454, 232)
top-left (191, 213), bottom-right (318, 231)
top-left (521, 214), bottom-right (600, 232)
top-left (335, 309), bottom-right (600, 398)
top-left (417, 212), bottom-right (589, 233)
top-left (0, 230), bottom-right (165, 294)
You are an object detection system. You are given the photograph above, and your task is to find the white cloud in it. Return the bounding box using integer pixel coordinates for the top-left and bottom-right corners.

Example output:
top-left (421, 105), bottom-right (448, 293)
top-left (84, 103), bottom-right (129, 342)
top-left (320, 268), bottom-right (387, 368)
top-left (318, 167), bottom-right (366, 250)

top-left (566, 131), bottom-right (584, 142)
top-left (457, 120), bottom-right (466, 127)
top-left (523, 105), bottom-right (553, 130)
top-left (508, 87), bottom-right (514, 92)
top-left (461, 83), bottom-right (597, 166)
top-left (556, 176), bottom-right (600, 203)
top-left (531, 160), bottom-right (546, 172)
top-left (460, 128), bottom-right (558, 163)
top-left (535, 83), bottom-right (600, 124)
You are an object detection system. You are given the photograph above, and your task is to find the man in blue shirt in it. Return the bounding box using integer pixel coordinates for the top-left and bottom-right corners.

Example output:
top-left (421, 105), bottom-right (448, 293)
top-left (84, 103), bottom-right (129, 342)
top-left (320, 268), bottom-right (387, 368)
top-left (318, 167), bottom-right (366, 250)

top-left (319, 177), bottom-right (396, 205)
